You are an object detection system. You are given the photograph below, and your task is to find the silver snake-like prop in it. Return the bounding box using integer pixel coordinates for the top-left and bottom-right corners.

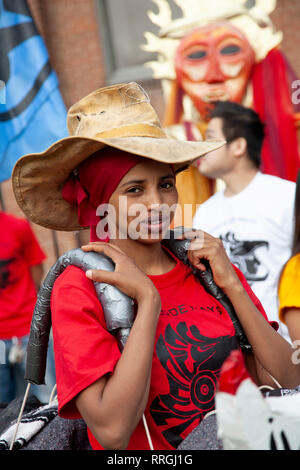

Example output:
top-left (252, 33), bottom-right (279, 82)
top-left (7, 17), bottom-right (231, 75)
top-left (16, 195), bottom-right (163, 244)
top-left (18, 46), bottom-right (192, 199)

top-left (25, 228), bottom-right (250, 386)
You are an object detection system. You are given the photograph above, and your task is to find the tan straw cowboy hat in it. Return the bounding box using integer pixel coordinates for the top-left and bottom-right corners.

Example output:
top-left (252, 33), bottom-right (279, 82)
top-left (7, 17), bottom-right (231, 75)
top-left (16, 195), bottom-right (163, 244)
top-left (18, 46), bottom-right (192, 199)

top-left (12, 81), bottom-right (225, 231)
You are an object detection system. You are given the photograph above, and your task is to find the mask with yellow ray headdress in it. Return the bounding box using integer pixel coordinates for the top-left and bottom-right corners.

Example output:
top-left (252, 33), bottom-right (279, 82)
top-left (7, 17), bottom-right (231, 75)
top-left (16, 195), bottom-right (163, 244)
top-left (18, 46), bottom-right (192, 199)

top-left (142, 0), bottom-right (300, 225)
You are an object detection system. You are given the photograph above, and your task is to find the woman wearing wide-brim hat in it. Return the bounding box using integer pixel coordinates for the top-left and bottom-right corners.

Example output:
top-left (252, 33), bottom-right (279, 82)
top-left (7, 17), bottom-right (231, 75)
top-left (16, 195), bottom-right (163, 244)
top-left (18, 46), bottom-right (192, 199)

top-left (12, 82), bottom-right (300, 450)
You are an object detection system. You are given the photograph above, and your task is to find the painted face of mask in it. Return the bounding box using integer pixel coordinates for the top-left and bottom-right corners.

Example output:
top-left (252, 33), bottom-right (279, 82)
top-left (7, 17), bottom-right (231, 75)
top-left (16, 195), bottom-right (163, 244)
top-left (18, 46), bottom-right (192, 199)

top-left (175, 22), bottom-right (255, 118)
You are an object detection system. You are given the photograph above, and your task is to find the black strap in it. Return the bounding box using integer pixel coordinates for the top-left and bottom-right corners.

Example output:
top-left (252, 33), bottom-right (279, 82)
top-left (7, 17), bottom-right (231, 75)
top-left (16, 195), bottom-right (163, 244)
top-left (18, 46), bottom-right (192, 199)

top-left (161, 230), bottom-right (251, 350)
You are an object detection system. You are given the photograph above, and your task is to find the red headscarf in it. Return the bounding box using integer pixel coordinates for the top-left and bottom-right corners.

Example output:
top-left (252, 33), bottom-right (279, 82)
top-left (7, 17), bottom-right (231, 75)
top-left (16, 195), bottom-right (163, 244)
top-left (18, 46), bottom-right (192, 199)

top-left (62, 147), bottom-right (144, 241)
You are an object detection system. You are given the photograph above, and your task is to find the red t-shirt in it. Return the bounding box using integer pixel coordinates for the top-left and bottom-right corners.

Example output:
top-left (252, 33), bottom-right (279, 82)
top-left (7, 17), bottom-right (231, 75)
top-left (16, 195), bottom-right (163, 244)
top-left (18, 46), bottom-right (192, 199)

top-left (51, 253), bottom-right (277, 450)
top-left (0, 212), bottom-right (46, 339)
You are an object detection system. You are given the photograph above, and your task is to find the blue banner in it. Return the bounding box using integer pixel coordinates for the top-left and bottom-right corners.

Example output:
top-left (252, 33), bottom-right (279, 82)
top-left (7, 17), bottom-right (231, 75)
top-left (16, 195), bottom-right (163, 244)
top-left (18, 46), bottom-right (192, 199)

top-left (0, 0), bottom-right (68, 182)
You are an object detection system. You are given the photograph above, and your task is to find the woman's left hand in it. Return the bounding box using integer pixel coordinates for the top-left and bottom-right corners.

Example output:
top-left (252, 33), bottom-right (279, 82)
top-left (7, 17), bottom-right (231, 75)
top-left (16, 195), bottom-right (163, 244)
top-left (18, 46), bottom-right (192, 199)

top-left (182, 229), bottom-right (241, 292)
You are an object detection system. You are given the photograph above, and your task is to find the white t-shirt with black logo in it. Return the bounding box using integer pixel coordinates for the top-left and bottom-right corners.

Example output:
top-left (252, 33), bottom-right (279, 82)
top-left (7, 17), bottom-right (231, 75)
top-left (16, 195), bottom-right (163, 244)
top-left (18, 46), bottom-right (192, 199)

top-left (193, 172), bottom-right (296, 342)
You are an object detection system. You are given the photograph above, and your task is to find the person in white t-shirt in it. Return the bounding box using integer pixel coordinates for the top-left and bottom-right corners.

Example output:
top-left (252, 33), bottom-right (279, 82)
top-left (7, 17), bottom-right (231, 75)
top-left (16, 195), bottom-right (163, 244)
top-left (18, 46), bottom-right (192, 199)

top-left (193, 101), bottom-right (296, 342)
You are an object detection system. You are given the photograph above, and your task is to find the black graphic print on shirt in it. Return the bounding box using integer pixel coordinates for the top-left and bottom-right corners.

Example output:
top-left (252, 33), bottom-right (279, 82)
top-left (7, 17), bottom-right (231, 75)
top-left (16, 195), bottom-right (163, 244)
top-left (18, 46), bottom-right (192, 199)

top-left (221, 231), bottom-right (269, 284)
top-left (149, 321), bottom-right (238, 448)
top-left (0, 258), bottom-right (15, 290)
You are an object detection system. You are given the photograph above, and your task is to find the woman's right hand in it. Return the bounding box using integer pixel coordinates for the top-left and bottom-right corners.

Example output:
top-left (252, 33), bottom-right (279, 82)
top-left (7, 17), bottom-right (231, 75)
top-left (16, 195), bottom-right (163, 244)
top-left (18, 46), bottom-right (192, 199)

top-left (81, 242), bottom-right (160, 307)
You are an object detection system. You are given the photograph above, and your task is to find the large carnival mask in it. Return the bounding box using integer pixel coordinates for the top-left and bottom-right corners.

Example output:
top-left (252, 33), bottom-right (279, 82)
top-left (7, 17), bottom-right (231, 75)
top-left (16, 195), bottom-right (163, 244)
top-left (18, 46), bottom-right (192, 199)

top-left (175, 22), bottom-right (255, 118)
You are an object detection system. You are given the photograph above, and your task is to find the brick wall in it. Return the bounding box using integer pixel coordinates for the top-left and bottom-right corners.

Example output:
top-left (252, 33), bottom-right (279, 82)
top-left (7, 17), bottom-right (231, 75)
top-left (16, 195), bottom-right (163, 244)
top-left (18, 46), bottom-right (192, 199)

top-left (27, 0), bottom-right (107, 108)
top-left (1, 0), bottom-right (300, 274)
top-left (272, 0), bottom-right (300, 77)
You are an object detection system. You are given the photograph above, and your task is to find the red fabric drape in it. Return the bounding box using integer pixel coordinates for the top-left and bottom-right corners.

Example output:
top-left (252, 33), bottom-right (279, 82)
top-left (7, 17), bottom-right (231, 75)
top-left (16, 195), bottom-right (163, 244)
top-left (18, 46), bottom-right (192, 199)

top-left (252, 48), bottom-right (300, 182)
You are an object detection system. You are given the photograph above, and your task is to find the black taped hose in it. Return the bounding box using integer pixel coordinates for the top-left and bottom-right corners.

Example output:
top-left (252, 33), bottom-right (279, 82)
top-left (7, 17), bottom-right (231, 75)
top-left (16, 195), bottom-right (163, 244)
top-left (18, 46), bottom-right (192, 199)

top-left (161, 228), bottom-right (251, 350)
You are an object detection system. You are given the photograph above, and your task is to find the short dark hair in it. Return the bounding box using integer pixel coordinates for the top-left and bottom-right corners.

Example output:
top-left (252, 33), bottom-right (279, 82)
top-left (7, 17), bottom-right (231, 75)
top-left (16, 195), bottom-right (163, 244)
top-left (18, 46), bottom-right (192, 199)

top-left (209, 101), bottom-right (265, 169)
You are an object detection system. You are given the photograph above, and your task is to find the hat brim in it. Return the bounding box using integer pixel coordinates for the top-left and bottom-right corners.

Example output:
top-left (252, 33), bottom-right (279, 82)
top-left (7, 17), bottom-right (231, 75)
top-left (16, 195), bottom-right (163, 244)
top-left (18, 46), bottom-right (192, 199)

top-left (12, 134), bottom-right (225, 231)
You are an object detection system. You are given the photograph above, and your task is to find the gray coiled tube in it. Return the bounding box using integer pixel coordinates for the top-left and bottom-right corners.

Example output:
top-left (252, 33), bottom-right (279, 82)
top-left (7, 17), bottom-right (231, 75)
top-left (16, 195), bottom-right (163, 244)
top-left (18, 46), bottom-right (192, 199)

top-left (25, 248), bottom-right (134, 385)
